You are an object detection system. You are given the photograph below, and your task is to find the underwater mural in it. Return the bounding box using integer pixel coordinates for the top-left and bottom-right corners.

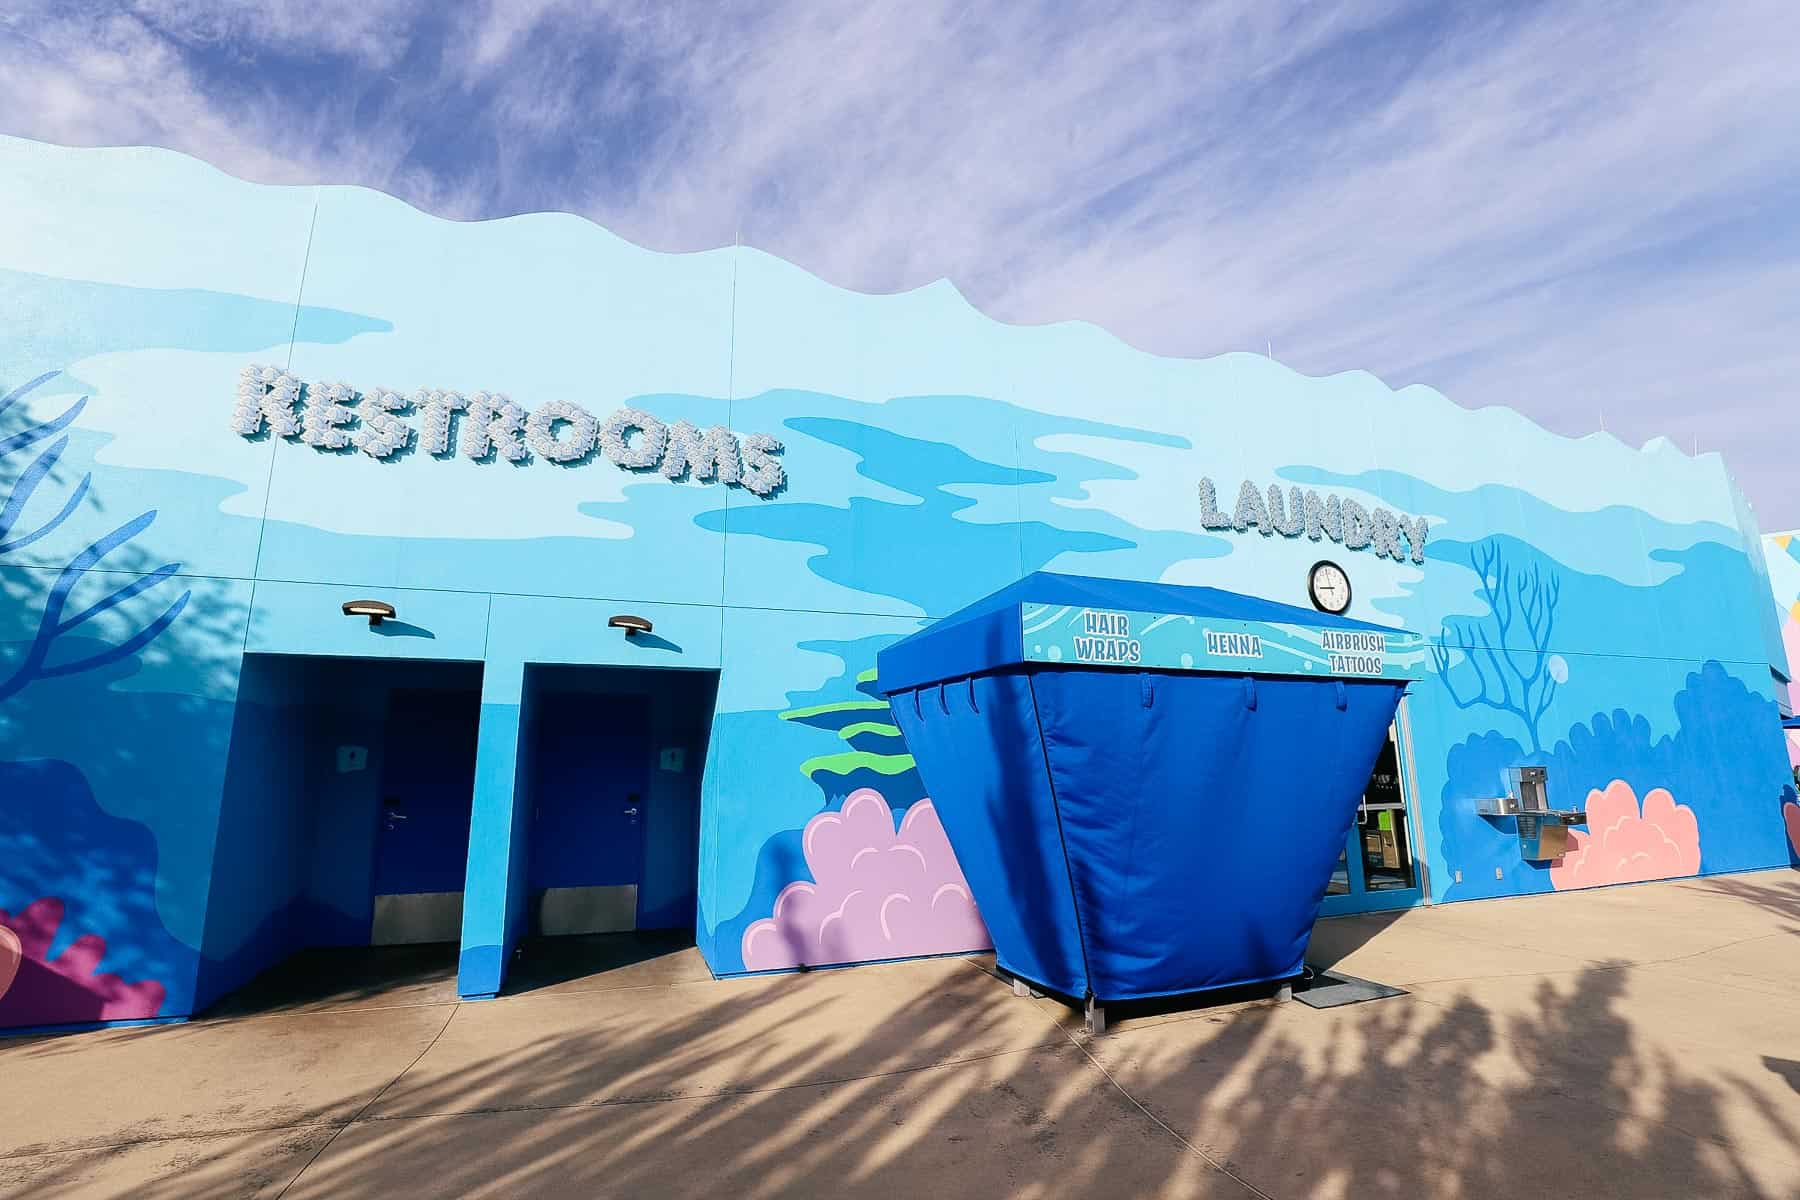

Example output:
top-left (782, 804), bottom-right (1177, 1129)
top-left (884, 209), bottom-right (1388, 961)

top-left (1548, 781), bottom-right (1700, 891)
top-left (740, 789), bottom-right (987, 971)
top-left (1765, 530), bottom-right (1800, 864)
top-left (1765, 531), bottom-right (1800, 763)
top-left (1429, 540), bottom-right (1563, 756)
top-left (0, 926), bottom-right (16, 1001)
top-left (0, 898), bottom-right (167, 1026)
top-left (2, 133), bottom-right (1796, 1029)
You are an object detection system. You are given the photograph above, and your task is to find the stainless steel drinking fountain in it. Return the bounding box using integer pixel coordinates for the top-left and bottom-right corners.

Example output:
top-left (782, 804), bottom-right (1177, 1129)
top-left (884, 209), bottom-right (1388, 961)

top-left (1475, 767), bottom-right (1586, 861)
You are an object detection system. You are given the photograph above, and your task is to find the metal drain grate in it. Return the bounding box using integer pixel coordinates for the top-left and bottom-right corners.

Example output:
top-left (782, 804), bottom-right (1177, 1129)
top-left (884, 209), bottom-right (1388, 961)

top-left (1292, 967), bottom-right (1407, 1009)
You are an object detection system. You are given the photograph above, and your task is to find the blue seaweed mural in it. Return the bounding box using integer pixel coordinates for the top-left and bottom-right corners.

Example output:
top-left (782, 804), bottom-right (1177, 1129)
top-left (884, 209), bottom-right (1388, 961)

top-left (1429, 539), bottom-right (1563, 754)
top-left (1, 372), bottom-right (91, 558)
top-left (0, 371), bottom-right (191, 703)
top-left (1, 368), bottom-right (205, 1022)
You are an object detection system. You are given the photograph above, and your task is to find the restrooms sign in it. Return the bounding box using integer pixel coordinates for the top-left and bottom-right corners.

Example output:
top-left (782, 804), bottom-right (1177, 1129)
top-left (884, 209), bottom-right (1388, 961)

top-left (229, 365), bottom-right (787, 496)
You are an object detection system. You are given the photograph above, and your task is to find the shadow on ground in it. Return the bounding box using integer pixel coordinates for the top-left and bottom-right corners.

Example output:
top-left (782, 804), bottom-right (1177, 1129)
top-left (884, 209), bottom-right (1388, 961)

top-left (200, 944), bottom-right (461, 1018)
top-left (505, 929), bottom-right (699, 996)
top-left (5, 877), bottom-right (1799, 1198)
top-left (199, 930), bottom-right (705, 1018)
top-left (1681, 874), bottom-right (1800, 930)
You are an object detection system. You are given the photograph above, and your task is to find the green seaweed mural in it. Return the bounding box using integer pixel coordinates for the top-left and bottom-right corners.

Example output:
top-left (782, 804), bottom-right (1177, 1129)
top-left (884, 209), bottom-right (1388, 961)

top-left (780, 667), bottom-right (917, 786)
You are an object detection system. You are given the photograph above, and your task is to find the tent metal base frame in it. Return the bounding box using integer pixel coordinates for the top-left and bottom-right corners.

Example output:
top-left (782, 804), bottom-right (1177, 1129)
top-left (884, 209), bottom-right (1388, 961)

top-left (997, 966), bottom-right (1298, 1035)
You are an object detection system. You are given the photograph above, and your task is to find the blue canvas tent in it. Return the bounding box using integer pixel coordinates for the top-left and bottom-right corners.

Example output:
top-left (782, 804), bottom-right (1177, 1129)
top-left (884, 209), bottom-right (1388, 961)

top-left (877, 572), bottom-right (1422, 1005)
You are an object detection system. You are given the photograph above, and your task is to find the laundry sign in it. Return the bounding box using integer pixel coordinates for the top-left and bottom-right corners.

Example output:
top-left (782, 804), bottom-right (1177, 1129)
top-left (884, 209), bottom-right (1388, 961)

top-left (229, 365), bottom-right (787, 496)
top-left (1198, 478), bottom-right (1427, 563)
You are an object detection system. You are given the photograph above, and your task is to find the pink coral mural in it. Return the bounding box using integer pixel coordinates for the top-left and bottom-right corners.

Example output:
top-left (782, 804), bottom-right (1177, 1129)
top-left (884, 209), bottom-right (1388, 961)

top-left (0, 925), bottom-right (19, 1002)
top-left (0, 898), bottom-right (166, 1025)
top-left (1784, 802), bottom-right (1800, 859)
top-left (1549, 780), bottom-right (1701, 891)
top-left (742, 789), bottom-right (989, 971)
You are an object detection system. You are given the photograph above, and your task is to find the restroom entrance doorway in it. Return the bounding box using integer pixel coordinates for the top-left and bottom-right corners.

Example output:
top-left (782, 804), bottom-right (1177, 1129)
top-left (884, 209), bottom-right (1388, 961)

top-left (516, 664), bottom-right (718, 941)
top-left (199, 655), bottom-right (483, 1013)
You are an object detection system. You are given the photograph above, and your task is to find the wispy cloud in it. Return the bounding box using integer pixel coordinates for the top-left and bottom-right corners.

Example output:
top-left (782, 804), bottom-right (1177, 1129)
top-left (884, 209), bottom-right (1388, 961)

top-left (2, 0), bottom-right (1796, 523)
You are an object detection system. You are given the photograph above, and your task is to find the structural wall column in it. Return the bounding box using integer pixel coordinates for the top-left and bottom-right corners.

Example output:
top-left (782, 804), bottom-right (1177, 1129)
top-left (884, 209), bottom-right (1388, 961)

top-left (458, 656), bottom-right (530, 998)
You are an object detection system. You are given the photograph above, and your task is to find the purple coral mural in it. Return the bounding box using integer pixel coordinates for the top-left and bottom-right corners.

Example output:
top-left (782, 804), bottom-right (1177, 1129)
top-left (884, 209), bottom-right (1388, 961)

top-left (0, 898), bottom-right (167, 1025)
top-left (741, 789), bottom-right (989, 971)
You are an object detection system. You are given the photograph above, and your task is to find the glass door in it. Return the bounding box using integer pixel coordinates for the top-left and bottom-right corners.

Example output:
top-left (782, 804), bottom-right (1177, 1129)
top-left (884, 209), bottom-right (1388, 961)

top-left (1320, 714), bottom-right (1425, 916)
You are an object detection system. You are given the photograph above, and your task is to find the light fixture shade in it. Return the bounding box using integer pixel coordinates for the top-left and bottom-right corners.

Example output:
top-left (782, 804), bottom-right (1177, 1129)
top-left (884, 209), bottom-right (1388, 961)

top-left (343, 599), bottom-right (397, 626)
top-left (608, 614), bottom-right (653, 636)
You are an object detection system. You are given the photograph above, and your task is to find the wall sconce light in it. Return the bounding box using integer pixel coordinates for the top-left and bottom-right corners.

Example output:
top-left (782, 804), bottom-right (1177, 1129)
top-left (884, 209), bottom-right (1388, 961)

top-left (342, 599), bottom-right (397, 627)
top-left (608, 614), bottom-right (653, 637)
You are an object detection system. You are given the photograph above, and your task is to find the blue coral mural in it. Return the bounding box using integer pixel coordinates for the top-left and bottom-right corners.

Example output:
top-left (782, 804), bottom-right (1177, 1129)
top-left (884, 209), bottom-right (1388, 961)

top-left (1, 132), bottom-right (1794, 1029)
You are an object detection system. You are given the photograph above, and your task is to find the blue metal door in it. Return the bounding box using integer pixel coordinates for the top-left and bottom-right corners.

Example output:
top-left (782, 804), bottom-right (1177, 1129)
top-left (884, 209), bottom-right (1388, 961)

top-left (371, 687), bottom-right (481, 940)
top-left (527, 693), bottom-right (651, 929)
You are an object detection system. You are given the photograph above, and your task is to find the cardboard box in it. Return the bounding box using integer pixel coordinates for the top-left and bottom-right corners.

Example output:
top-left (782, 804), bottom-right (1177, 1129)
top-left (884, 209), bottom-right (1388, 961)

top-left (1363, 825), bottom-right (1402, 871)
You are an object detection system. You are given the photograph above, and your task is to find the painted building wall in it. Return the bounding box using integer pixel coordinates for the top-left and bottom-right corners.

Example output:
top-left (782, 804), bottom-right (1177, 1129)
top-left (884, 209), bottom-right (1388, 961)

top-left (1763, 533), bottom-right (1800, 857)
top-left (1766, 533), bottom-right (1800, 711)
top-left (1, 135), bottom-right (1795, 1029)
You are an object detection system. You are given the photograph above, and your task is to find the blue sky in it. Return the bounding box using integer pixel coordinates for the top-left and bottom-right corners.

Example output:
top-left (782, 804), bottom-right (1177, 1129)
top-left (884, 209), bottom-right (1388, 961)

top-left (3, 1), bottom-right (1796, 526)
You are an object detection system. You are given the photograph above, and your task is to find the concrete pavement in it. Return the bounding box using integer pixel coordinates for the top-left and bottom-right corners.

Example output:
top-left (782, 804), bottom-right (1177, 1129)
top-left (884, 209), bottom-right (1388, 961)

top-left (2, 869), bottom-right (1797, 1198)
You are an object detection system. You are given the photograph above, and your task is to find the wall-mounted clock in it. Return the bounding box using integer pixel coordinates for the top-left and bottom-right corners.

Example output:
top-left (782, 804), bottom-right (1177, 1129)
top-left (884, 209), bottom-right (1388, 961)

top-left (1308, 560), bottom-right (1352, 614)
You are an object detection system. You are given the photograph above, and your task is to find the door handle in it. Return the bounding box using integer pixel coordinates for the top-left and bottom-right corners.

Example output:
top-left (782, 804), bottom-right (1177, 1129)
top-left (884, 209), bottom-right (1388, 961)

top-left (623, 806), bottom-right (640, 816)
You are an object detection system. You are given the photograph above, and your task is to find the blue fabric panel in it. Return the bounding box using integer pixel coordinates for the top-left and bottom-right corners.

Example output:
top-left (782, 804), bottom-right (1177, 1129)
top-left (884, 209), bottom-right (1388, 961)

top-left (890, 672), bottom-right (1089, 997)
top-left (1030, 669), bottom-right (1403, 1000)
top-left (878, 570), bottom-right (1398, 692)
top-left (879, 604), bottom-right (1021, 700)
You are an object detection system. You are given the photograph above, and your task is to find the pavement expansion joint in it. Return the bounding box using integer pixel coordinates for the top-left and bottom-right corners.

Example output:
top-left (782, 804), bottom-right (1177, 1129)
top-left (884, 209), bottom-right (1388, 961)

top-left (273, 1002), bottom-right (462, 1200)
